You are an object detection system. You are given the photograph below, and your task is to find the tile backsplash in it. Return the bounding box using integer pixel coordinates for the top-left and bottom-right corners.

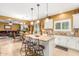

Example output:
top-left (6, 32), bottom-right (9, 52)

top-left (74, 28), bottom-right (79, 37)
top-left (43, 28), bottom-right (79, 37)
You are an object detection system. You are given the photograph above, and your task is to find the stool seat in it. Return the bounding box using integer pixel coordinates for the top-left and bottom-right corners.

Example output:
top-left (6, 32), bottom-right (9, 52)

top-left (39, 45), bottom-right (45, 49)
top-left (34, 45), bottom-right (45, 50)
top-left (20, 36), bottom-right (45, 56)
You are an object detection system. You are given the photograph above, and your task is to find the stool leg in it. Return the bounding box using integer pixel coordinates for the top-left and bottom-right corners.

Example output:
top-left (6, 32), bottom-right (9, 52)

top-left (20, 44), bottom-right (24, 56)
top-left (41, 50), bottom-right (44, 56)
top-left (25, 44), bottom-right (27, 56)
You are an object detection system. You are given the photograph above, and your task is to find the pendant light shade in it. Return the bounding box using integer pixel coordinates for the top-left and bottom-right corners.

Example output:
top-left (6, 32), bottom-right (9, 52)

top-left (8, 19), bottom-right (13, 25)
top-left (45, 18), bottom-right (49, 22)
top-left (31, 22), bottom-right (33, 25)
top-left (37, 20), bottom-right (40, 23)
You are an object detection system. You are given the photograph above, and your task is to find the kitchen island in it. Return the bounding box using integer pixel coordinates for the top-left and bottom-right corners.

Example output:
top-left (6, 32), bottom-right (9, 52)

top-left (25, 34), bottom-right (55, 56)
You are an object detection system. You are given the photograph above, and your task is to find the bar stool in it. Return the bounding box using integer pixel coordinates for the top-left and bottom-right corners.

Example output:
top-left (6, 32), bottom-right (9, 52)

top-left (30, 38), bottom-right (45, 56)
top-left (20, 36), bottom-right (45, 56)
top-left (20, 35), bottom-right (30, 56)
top-left (25, 37), bottom-right (35, 56)
top-left (27, 37), bottom-right (45, 56)
top-left (20, 36), bottom-right (35, 56)
top-left (33, 39), bottom-right (45, 56)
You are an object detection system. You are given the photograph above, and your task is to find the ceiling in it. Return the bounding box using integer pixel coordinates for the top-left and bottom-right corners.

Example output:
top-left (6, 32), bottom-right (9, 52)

top-left (0, 19), bottom-right (23, 24)
top-left (0, 3), bottom-right (79, 21)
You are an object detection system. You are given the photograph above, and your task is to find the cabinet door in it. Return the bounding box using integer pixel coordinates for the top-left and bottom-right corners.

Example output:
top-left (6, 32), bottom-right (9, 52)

top-left (75, 39), bottom-right (79, 50)
top-left (55, 37), bottom-right (62, 45)
top-left (58, 38), bottom-right (64, 46)
top-left (44, 19), bottom-right (53, 29)
top-left (55, 36), bottom-right (68, 47)
top-left (67, 37), bottom-right (76, 49)
top-left (73, 13), bottom-right (79, 28)
top-left (55, 38), bottom-right (59, 44)
top-left (60, 37), bottom-right (67, 47)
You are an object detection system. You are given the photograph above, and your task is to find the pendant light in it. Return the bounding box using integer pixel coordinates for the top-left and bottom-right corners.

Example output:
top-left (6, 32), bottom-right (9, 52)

top-left (8, 19), bottom-right (13, 25)
top-left (45, 3), bottom-right (49, 22)
top-left (31, 8), bottom-right (33, 20)
top-left (37, 20), bottom-right (40, 23)
top-left (30, 8), bottom-right (34, 25)
top-left (37, 4), bottom-right (40, 23)
top-left (9, 21), bottom-right (13, 25)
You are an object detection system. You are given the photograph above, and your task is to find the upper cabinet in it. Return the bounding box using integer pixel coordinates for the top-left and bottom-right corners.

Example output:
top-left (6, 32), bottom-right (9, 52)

top-left (73, 13), bottom-right (79, 28)
top-left (44, 18), bottom-right (53, 29)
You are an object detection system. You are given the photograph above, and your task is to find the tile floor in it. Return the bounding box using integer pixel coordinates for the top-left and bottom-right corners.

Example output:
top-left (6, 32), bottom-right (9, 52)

top-left (0, 37), bottom-right (22, 56)
top-left (0, 36), bottom-right (79, 56)
top-left (53, 47), bottom-right (79, 56)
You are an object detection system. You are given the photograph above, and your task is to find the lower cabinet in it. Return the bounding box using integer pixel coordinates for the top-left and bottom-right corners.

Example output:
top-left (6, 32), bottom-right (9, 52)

top-left (67, 37), bottom-right (76, 49)
top-left (75, 38), bottom-right (79, 51)
top-left (55, 36), bottom-right (68, 47)
top-left (55, 35), bottom-right (79, 51)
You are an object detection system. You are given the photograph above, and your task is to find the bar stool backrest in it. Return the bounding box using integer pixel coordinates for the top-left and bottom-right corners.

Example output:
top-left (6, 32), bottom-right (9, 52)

top-left (33, 38), bottom-right (40, 45)
top-left (21, 35), bottom-right (26, 43)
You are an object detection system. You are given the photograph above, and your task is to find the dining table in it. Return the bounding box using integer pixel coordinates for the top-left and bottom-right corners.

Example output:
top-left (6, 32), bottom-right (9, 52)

top-left (25, 34), bottom-right (55, 56)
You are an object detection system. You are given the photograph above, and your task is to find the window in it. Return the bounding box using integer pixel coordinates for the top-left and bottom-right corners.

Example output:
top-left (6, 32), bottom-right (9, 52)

top-left (55, 23), bottom-right (61, 29)
top-left (62, 22), bottom-right (69, 29)
top-left (54, 21), bottom-right (62, 31)
top-left (54, 19), bottom-right (71, 31)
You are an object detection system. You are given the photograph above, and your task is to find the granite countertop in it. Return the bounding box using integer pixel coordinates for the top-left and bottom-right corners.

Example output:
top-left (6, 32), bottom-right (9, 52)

top-left (25, 34), bottom-right (55, 41)
top-left (54, 34), bottom-right (79, 39)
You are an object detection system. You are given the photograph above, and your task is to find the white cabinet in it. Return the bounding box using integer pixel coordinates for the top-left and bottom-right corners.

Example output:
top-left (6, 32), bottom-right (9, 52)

top-left (44, 19), bottom-right (53, 29)
top-left (73, 13), bottom-right (79, 28)
top-left (55, 36), bottom-right (68, 47)
top-left (67, 37), bottom-right (79, 50)
top-left (55, 38), bottom-right (59, 44)
top-left (55, 35), bottom-right (79, 51)
top-left (57, 37), bottom-right (63, 45)
top-left (75, 38), bottom-right (79, 50)
top-left (67, 37), bottom-right (76, 49)
top-left (60, 37), bottom-right (68, 47)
